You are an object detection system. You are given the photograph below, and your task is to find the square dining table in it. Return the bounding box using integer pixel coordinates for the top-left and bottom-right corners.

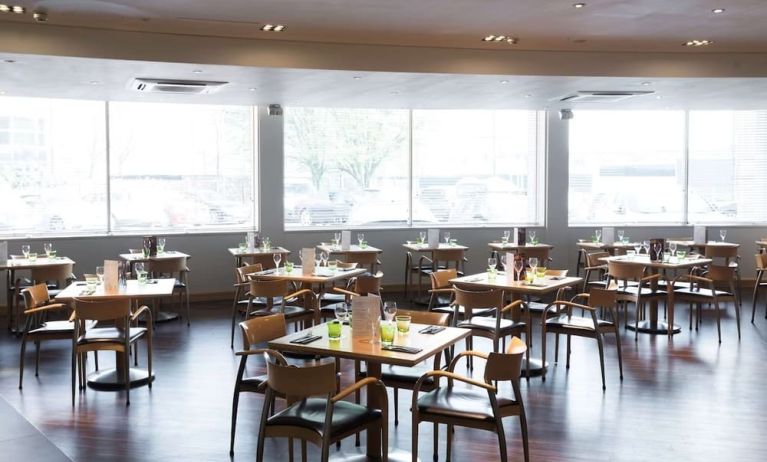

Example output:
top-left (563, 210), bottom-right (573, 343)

top-left (268, 322), bottom-right (470, 460)
top-left (55, 278), bottom-right (176, 389)
top-left (228, 246), bottom-right (291, 267)
top-left (402, 243), bottom-right (470, 303)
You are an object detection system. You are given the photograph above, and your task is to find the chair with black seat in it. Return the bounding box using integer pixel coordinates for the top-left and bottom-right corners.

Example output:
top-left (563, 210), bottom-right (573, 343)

top-left (427, 269), bottom-right (457, 316)
top-left (704, 244), bottom-right (742, 306)
top-left (322, 272), bottom-right (383, 320)
top-left (18, 283), bottom-right (74, 389)
top-left (71, 297), bottom-right (152, 406)
top-left (752, 253), bottom-right (767, 322)
top-left (230, 313), bottom-right (334, 455)
top-left (606, 260), bottom-right (667, 340)
top-left (411, 336), bottom-right (528, 462)
top-left (669, 265), bottom-right (740, 343)
top-left (524, 269), bottom-right (573, 316)
top-left (230, 263), bottom-right (263, 348)
top-left (418, 248), bottom-right (466, 303)
top-left (453, 287), bottom-right (530, 374)
top-left (541, 288), bottom-right (622, 390)
top-left (148, 256), bottom-right (191, 325)
top-left (582, 251), bottom-right (610, 291)
top-left (405, 251), bottom-right (433, 301)
top-left (256, 359), bottom-right (389, 462)
top-left (247, 279), bottom-right (318, 331)
top-left (12, 262), bottom-right (75, 334)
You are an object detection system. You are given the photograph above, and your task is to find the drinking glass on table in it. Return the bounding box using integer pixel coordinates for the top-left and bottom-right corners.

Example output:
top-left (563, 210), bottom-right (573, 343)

top-left (157, 237), bottom-right (166, 254)
top-left (334, 304), bottom-right (348, 323)
top-left (594, 229), bottom-right (602, 243)
top-left (273, 253), bottom-right (281, 271)
top-left (333, 232), bottom-right (341, 249)
top-left (320, 251), bottom-right (329, 267)
top-left (142, 244), bottom-right (151, 258)
top-left (528, 257), bottom-right (539, 280)
top-left (21, 245), bottom-right (30, 259)
top-left (357, 233), bottom-right (365, 247)
top-left (418, 231), bottom-right (426, 245)
top-left (617, 229), bottom-right (625, 242)
top-left (44, 243), bottom-right (53, 258)
top-left (652, 243), bottom-right (662, 260)
top-left (513, 259), bottom-right (524, 281)
top-left (443, 231), bottom-right (451, 245)
top-left (719, 229), bottom-right (727, 242)
top-left (500, 254), bottom-right (508, 273)
top-left (642, 240), bottom-right (650, 255)
top-left (669, 242), bottom-right (677, 256)
top-left (501, 230), bottom-right (510, 245)
top-left (96, 266), bottom-right (104, 284)
top-left (528, 230), bottom-right (537, 245)
top-left (383, 301), bottom-right (397, 322)
top-left (487, 257), bottom-right (497, 272)
top-left (633, 243), bottom-right (642, 256)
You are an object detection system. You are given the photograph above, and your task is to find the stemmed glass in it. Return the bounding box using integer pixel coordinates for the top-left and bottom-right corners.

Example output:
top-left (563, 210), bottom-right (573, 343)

top-left (487, 257), bottom-right (497, 271)
top-left (500, 254), bottom-right (508, 273)
top-left (157, 237), bottom-right (166, 254)
top-left (383, 301), bottom-right (397, 322)
top-left (320, 251), bottom-right (329, 268)
top-left (357, 233), bottom-right (365, 247)
top-left (633, 243), bottom-right (642, 256)
top-left (528, 257), bottom-right (539, 280)
top-left (669, 242), bottom-right (677, 256)
top-left (642, 240), bottom-right (650, 255)
top-left (333, 232), bottom-right (341, 249)
top-left (44, 243), bottom-right (53, 257)
top-left (21, 245), bottom-right (30, 259)
top-left (502, 230), bottom-right (511, 244)
top-left (443, 231), bottom-right (451, 245)
top-left (335, 304), bottom-right (348, 324)
top-left (96, 266), bottom-right (104, 284)
top-left (529, 230), bottom-right (537, 245)
top-left (652, 243), bottom-right (662, 260)
top-left (418, 231), bottom-right (426, 245)
top-left (595, 229), bottom-right (602, 243)
top-left (719, 229), bottom-right (727, 242)
top-left (617, 229), bottom-right (624, 242)
top-left (513, 258), bottom-right (524, 281)
top-left (273, 253), bottom-right (281, 271)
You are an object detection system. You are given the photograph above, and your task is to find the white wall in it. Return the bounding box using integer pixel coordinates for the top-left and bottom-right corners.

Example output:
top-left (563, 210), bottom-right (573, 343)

top-left (2, 107), bottom-right (765, 311)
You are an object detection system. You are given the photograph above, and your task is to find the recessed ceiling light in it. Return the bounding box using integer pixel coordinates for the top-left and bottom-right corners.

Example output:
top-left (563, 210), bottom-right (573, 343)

top-left (261, 24), bottom-right (286, 32)
top-left (482, 35), bottom-right (495, 42)
top-left (641, 81), bottom-right (652, 86)
top-left (573, 3), bottom-right (586, 8)
top-left (500, 80), bottom-right (509, 84)
top-left (273, 25), bottom-right (286, 32)
top-left (192, 69), bottom-right (203, 74)
top-left (684, 39), bottom-right (713, 47)
top-left (11, 4), bottom-right (24, 13)
top-left (712, 8), bottom-right (725, 14)
top-left (0, 5), bottom-right (9, 13)
top-left (482, 35), bottom-right (518, 44)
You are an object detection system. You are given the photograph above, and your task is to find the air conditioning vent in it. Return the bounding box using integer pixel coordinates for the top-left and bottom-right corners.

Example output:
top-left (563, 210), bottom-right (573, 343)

top-left (559, 91), bottom-right (654, 103)
top-left (128, 78), bottom-right (228, 95)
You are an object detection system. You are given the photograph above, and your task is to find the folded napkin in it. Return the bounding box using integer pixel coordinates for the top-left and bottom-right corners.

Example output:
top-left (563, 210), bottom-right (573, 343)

top-left (418, 326), bottom-right (446, 334)
top-left (382, 345), bottom-right (422, 354)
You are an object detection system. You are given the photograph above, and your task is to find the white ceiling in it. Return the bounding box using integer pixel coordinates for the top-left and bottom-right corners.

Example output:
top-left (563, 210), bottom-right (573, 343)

top-left (3, 0), bottom-right (767, 52)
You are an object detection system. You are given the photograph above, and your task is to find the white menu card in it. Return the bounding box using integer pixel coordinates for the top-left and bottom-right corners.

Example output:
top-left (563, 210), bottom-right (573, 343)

top-left (693, 226), bottom-right (707, 245)
top-left (427, 229), bottom-right (440, 248)
top-left (351, 295), bottom-right (381, 338)
top-left (602, 227), bottom-right (615, 245)
top-left (301, 248), bottom-right (315, 275)
top-left (512, 227), bottom-right (519, 246)
top-left (506, 252), bottom-right (516, 283)
top-left (103, 260), bottom-right (119, 293)
top-left (0, 241), bottom-right (7, 265)
top-left (341, 230), bottom-right (351, 250)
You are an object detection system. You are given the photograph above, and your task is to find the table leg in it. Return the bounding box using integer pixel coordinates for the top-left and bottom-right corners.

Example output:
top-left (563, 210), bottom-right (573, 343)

top-left (87, 351), bottom-right (154, 390)
top-left (366, 361), bottom-right (383, 460)
top-left (627, 267), bottom-right (681, 335)
top-left (510, 293), bottom-right (548, 377)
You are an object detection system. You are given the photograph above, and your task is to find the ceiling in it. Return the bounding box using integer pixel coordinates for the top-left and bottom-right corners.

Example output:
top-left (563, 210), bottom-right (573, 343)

top-left (2, 0), bottom-right (767, 52)
top-left (1, 1), bottom-right (767, 109)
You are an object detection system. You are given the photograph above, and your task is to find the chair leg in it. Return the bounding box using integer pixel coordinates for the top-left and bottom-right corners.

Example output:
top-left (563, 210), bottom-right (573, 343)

top-left (231, 287), bottom-right (242, 348)
top-left (541, 327), bottom-right (548, 382)
top-left (734, 297), bottom-right (742, 341)
top-left (432, 423), bottom-right (439, 462)
top-left (496, 416), bottom-right (508, 462)
top-left (71, 347), bottom-right (76, 406)
top-left (18, 332), bottom-right (28, 389)
top-left (411, 419), bottom-right (419, 462)
top-left (94, 351), bottom-right (99, 371)
top-left (230, 389), bottom-right (240, 455)
top-left (393, 387), bottom-right (399, 426)
top-left (185, 288), bottom-right (191, 327)
top-left (125, 349), bottom-right (131, 406)
top-left (446, 424), bottom-right (453, 462)
top-left (715, 300), bottom-right (722, 343)
top-left (565, 335), bottom-right (571, 369)
top-left (614, 326), bottom-right (624, 380)
top-left (34, 341), bottom-right (41, 376)
top-left (520, 408), bottom-right (530, 462)
top-left (147, 334), bottom-right (153, 389)
top-left (596, 334), bottom-right (606, 390)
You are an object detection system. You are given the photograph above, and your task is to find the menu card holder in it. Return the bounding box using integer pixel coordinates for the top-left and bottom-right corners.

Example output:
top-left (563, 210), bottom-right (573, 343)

top-left (602, 227), bottom-right (615, 245)
top-left (351, 295), bottom-right (381, 338)
top-left (104, 260), bottom-right (119, 293)
top-left (341, 231), bottom-right (351, 250)
top-left (427, 229), bottom-right (440, 248)
top-left (505, 252), bottom-right (516, 283)
top-left (693, 226), bottom-right (707, 245)
top-left (301, 248), bottom-right (315, 275)
top-left (0, 241), bottom-right (7, 265)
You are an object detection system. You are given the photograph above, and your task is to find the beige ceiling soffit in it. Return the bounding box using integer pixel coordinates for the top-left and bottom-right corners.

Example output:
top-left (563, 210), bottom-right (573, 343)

top-left (1, 23), bottom-right (767, 78)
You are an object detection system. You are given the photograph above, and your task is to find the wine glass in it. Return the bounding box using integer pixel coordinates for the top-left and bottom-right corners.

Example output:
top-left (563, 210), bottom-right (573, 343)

top-left (157, 237), bottom-right (166, 254)
top-left (642, 240), bottom-right (650, 255)
top-left (43, 243), bottom-right (53, 257)
top-left (443, 231), bottom-right (451, 245)
top-left (652, 243), bottom-right (662, 260)
top-left (669, 242), bottom-right (677, 256)
top-left (134, 262), bottom-right (145, 278)
top-left (595, 229), bottom-right (602, 243)
top-left (334, 304), bottom-right (348, 323)
top-left (513, 259), bottom-right (524, 281)
top-left (617, 229), bottom-right (624, 242)
top-left (273, 253), bottom-right (281, 271)
top-left (719, 229), bottom-right (727, 242)
top-left (333, 232), bottom-right (341, 248)
top-left (21, 244), bottom-right (30, 259)
top-left (320, 251), bottom-right (329, 268)
top-left (418, 231), bottom-right (426, 244)
top-left (528, 230), bottom-right (537, 245)
top-left (384, 301), bottom-right (397, 322)
top-left (500, 254), bottom-right (508, 272)
top-left (528, 257), bottom-right (539, 275)
top-left (487, 257), bottom-right (497, 271)
top-left (633, 243), bottom-right (642, 256)
top-left (357, 233), bottom-right (365, 246)
top-left (96, 266), bottom-right (104, 284)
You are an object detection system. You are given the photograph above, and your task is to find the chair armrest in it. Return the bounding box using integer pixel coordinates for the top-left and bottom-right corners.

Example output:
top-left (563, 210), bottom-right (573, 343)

top-left (428, 288), bottom-right (454, 294)
top-left (333, 287), bottom-right (359, 297)
top-left (418, 255), bottom-right (433, 267)
top-left (131, 305), bottom-right (152, 323)
top-left (448, 350), bottom-right (489, 372)
top-left (640, 274), bottom-right (660, 283)
top-left (24, 303), bottom-right (68, 315)
top-left (500, 299), bottom-right (525, 315)
top-left (233, 282), bottom-right (250, 288)
top-left (284, 288), bottom-right (317, 301)
top-left (332, 377), bottom-right (386, 403)
top-left (234, 348), bottom-right (288, 366)
top-left (569, 293), bottom-right (591, 304)
top-left (415, 370), bottom-right (495, 394)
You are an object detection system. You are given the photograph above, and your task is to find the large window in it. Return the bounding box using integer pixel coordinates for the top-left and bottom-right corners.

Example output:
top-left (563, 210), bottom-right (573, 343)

top-left (109, 102), bottom-right (256, 232)
top-left (284, 107), bottom-right (545, 229)
top-left (0, 96), bottom-right (257, 237)
top-left (0, 97), bottom-right (107, 235)
top-left (569, 111), bottom-right (687, 225)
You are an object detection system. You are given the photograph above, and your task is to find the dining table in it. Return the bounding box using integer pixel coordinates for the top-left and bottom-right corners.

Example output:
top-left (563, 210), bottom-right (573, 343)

top-left (402, 242), bottom-right (469, 303)
top-left (575, 241), bottom-right (637, 276)
top-left (600, 254), bottom-right (712, 335)
top-left (55, 278), bottom-right (176, 389)
top-left (268, 321), bottom-right (470, 461)
top-left (228, 246), bottom-right (291, 267)
top-left (1, 256), bottom-right (76, 333)
top-left (450, 272), bottom-right (583, 377)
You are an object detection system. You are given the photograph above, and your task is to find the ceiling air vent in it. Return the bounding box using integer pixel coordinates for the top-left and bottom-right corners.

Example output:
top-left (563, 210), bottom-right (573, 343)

top-left (129, 78), bottom-right (228, 95)
top-left (559, 91), bottom-right (654, 103)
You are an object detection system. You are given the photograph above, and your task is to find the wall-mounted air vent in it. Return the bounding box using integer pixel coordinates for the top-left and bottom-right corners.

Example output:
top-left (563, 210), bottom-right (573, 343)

top-left (559, 90), bottom-right (654, 103)
top-left (128, 78), bottom-right (228, 95)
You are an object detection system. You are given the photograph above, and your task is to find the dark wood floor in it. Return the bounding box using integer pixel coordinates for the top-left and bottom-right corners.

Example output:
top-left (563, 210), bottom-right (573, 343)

top-left (1, 294), bottom-right (766, 461)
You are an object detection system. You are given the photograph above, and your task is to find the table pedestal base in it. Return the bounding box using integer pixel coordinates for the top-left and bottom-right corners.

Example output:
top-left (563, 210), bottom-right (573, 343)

top-left (87, 368), bottom-right (154, 390)
top-left (627, 320), bottom-right (681, 335)
top-left (520, 358), bottom-right (548, 378)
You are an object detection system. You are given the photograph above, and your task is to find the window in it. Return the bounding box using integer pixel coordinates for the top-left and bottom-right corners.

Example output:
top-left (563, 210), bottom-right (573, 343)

top-left (284, 107), bottom-right (545, 230)
top-left (284, 107), bottom-right (410, 228)
top-left (108, 102), bottom-right (256, 232)
top-left (568, 110), bottom-right (687, 225)
top-left (0, 97), bottom-right (107, 235)
top-left (689, 111), bottom-right (767, 224)
top-left (413, 110), bottom-right (543, 225)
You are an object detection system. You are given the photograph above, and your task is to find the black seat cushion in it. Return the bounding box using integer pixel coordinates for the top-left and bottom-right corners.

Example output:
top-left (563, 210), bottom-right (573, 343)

top-left (617, 286), bottom-right (667, 297)
top-left (673, 287), bottom-right (733, 298)
top-left (545, 315), bottom-right (613, 331)
top-left (417, 387), bottom-right (516, 422)
top-left (433, 306), bottom-right (496, 318)
top-left (458, 316), bottom-right (525, 333)
top-left (267, 398), bottom-right (381, 437)
top-left (240, 374), bottom-right (267, 391)
top-left (30, 320), bottom-right (77, 334)
top-left (359, 364), bottom-right (436, 386)
top-left (252, 305), bottom-right (312, 318)
top-left (77, 327), bottom-right (147, 344)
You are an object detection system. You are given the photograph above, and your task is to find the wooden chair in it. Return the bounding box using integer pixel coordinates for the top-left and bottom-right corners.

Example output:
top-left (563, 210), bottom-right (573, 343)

top-left (418, 248), bottom-right (466, 302)
top-left (752, 253), bottom-right (767, 323)
top-left (411, 337), bottom-right (529, 462)
top-left (669, 265), bottom-right (741, 343)
top-left (524, 269), bottom-right (573, 315)
top-left (345, 252), bottom-right (381, 273)
top-left (148, 256), bottom-right (191, 325)
top-left (230, 263), bottom-right (263, 348)
top-left (18, 283), bottom-right (74, 389)
top-left (230, 313), bottom-right (333, 455)
top-left (323, 272), bottom-right (383, 320)
top-left (247, 279), bottom-right (318, 330)
top-left (582, 251), bottom-right (609, 291)
top-left (404, 251), bottom-right (433, 300)
top-left (541, 289), bottom-right (623, 390)
top-left (704, 244), bottom-right (742, 306)
top-left (12, 262), bottom-right (74, 334)
top-left (71, 298), bottom-right (152, 406)
top-left (426, 269), bottom-right (457, 315)
top-left (606, 261), bottom-right (667, 340)
top-left (257, 360), bottom-right (389, 462)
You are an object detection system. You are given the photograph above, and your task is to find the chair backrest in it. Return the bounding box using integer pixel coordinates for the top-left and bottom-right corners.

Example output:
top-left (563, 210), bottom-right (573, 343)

top-left (149, 256), bottom-right (188, 275)
top-left (520, 247), bottom-right (550, 262)
top-left (397, 309), bottom-right (450, 326)
top-left (587, 288), bottom-right (617, 309)
top-left (30, 263), bottom-right (74, 287)
top-left (266, 360), bottom-right (337, 401)
top-left (248, 278), bottom-right (289, 299)
top-left (607, 261), bottom-right (645, 282)
top-left (236, 263), bottom-right (263, 284)
top-left (707, 264), bottom-right (735, 284)
top-left (22, 283), bottom-right (50, 310)
top-left (432, 248), bottom-right (465, 267)
top-left (240, 313), bottom-right (287, 349)
top-left (345, 252), bottom-right (380, 272)
top-left (453, 286), bottom-right (503, 318)
top-left (484, 336), bottom-right (527, 382)
top-left (353, 272), bottom-right (383, 295)
top-left (430, 269), bottom-right (458, 290)
top-left (704, 245), bottom-right (738, 259)
top-left (756, 253), bottom-right (767, 271)
top-left (585, 251), bottom-right (609, 267)
top-left (73, 298), bottom-right (131, 322)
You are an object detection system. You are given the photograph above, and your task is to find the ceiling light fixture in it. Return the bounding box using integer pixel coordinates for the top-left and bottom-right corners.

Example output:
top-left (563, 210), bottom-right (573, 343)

top-left (32, 11), bottom-right (47, 22)
top-left (712, 8), bottom-right (725, 14)
top-left (261, 24), bottom-right (286, 32)
top-left (684, 39), bottom-right (713, 46)
top-left (11, 4), bottom-right (24, 13)
top-left (573, 3), bottom-right (586, 8)
top-left (0, 5), bottom-right (9, 13)
top-left (482, 35), bottom-right (519, 44)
